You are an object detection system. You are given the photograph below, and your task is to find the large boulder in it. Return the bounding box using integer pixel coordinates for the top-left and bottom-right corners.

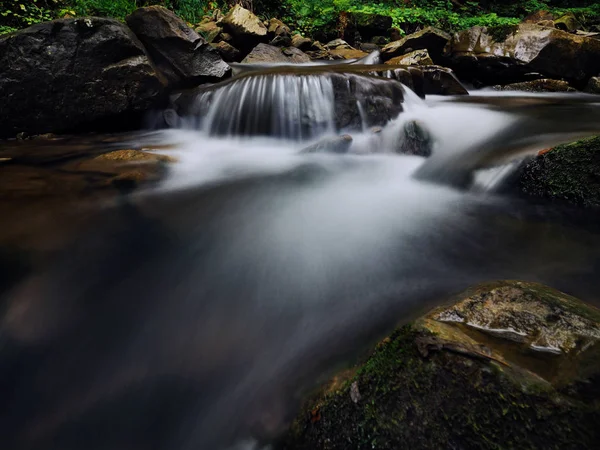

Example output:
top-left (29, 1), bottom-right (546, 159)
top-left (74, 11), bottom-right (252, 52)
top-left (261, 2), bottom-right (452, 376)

top-left (381, 27), bottom-right (451, 63)
top-left (0, 18), bottom-right (165, 138)
top-left (448, 24), bottom-right (600, 87)
top-left (241, 43), bottom-right (311, 64)
top-left (221, 4), bottom-right (268, 52)
top-left (126, 6), bottom-right (230, 89)
top-left (281, 280), bottom-right (600, 449)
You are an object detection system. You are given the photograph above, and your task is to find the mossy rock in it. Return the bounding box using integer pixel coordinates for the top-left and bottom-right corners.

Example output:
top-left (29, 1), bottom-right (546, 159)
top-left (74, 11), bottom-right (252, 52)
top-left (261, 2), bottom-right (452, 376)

top-left (520, 136), bottom-right (600, 208)
top-left (279, 281), bottom-right (600, 450)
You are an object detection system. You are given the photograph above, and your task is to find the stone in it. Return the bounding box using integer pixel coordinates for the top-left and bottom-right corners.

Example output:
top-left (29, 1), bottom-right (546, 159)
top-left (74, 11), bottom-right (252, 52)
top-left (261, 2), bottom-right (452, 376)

top-left (494, 79), bottom-right (576, 93)
top-left (270, 35), bottom-right (293, 47)
top-left (386, 49), bottom-right (434, 66)
top-left (370, 36), bottom-right (388, 45)
top-left (241, 43), bottom-right (311, 64)
top-left (389, 27), bottom-right (402, 42)
top-left (267, 18), bottom-right (291, 38)
top-left (330, 48), bottom-right (369, 59)
top-left (281, 281), bottom-right (600, 450)
top-left (382, 27), bottom-right (451, 63)
top-left (211, 41), bottom-right (241, 63)
top-left (291, 34), bottom-right (312, 51)
top-left (420, 65), bottom-right (468, 96)
top-left (448, 24), bottom-right (600, 87)
top-left (221, 4), bottom-right (267, 49)
top-left (195, 20), bottom-right (222, 43)
top-left (359, 42), bottom-right (380, 53)
top-left (126, 6), bottom-right (230, 89)
top-left (585, 77), bottom-right (600, 94)
top-left (325, 39), bottom-right (353, 50)
top-left (397, 120), bottom-right (432, 157)
top-left (554, 12), bottom-right (581, 33)
top-left (0, 18), bottom-right (164, 138)
top-left (299, 135), bottom-right (354, 154)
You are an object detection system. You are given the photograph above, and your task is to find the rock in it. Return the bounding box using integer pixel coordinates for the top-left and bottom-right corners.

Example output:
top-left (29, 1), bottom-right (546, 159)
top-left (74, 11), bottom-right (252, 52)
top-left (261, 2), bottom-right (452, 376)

top-left (270, 35), bottom-right (293, 47)
top-left (448, 24), bottom-right (600, 87)
top-left (195, 20), bottom-right (222, 43)
top-left (0, 18), bottom-right (164, 138)
top-left (381, 27), bottom-right (451, 63)
top-left (291, 34), bottom-right (312, 51)
top-left (126, 6), bottom-right (230, 89)
top-left (281, 281), bottom-right (600, 450)
top-left (299, 135), bottom-right (353, 154)
top-left (329, 48), bottom-right (369, 60)
top-left (359, 42), bottom-right (380, 53)
top-left (306, 42), bottom-right (343, 61)
top-left (241, 43), bottom-right (311, 64)
top-left (386, 49), bottom-right (434, 66)
top-left (420, 65), bottom-right (468, 96)
top-left (523, 10), bottom-right (555, 24)
top-left (370, 36), bottom-right (388, 46)
top-left (94, 149), bottom-right (175, 163)
top-left (520, 136), bottom-right (600, 208)
top-left (325, 39), bottom-right (353, 50)
top-left (267, 18), bottom-right (291, 38)
top-left (584, 77), bottom-right (600, 94)
top-left (340, 11), bottom-right (393, 45)
top-left (494, 79), bottom-right (576, 92)
top-left (221, 4), bottom-right (267, 50)
top-left (212, 41), bottom-right (241, 63)
top-left (389, 27), bottom-right (402, 42)
top-left (554, 12), bottom-right (581, 33)
top-left (397, 120), bottom-right (432, 157)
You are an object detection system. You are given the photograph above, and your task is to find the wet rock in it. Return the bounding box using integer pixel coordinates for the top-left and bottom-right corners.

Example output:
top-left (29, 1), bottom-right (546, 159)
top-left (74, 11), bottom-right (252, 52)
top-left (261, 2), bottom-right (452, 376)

top-left (397, 120), bottom-right (432, 157)
top-left (212, 41), bottom-right (241, 62)
top-left (94, 149), bottom-right (175, 163)
top-left (381, 27), bottom-right (451, 63)
top-left (299, 135), bottom-right (353, 154)
top-left (448, 24), bottom-right (600, 87)
top-left (281, 281), bottom-right (600, 450)
top-left (519, 136), bottom-right (600, 208)
top-left (291, 34), bottom-right (312, 51)
top-left (126, 6), bottom-right (230, 89)
top-left (554, 12), bottom-right (581, 33)
top-left (221, 4), bottom-right (268, 50)
top-left (270, 35), bottom-right (293, 47)
top-left (195, 20), bottom-right (222, 43)
top-left (421, 65), bottom-right (468, 96)
top-left (585, 77), bottom-right (600, 94)
top-left (360, 43), bottom-right (380, 53)
top-left (494, 79), bottom-right (576, 93)
top-left (386, 49), bottom-right (433, 66)
top-left (330, 48), bottom-right (369, 59)
top-left (241, 43), bottom-right (311, 64)
top-left (0, 18), bottom-right (164, 138)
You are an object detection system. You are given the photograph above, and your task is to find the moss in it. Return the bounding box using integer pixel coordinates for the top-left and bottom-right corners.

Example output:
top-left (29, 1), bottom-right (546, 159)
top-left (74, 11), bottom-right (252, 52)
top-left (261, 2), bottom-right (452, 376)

top-left (279, 283), bottom-right (600, 450)
top-left (520, 136), bottom-right (600, 208)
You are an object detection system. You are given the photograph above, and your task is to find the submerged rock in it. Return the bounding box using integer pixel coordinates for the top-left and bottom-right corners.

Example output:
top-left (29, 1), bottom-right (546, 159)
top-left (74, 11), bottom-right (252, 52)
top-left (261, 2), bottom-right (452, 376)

top-left (519, 136), bottom-right (600, 208)
top-left (280, 281), bottom-right (600, 450)
top-left (448, 24), bottom-right (600, 87)
top-left (494, 79), bottom-right (576, 92)
top-left (299, 135), bottom-right (353, 154)
top-left (0, 18), bottom-right (165, 138)
top-left (381, 27), bottom-right (451, 63)
top-left (126, 6), bottom-right (230, 88)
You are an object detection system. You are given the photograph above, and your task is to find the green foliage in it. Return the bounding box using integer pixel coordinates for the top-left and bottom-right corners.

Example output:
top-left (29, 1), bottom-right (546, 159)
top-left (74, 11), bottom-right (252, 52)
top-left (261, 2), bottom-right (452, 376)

top-left (1, 0), bottom-right (62, 29)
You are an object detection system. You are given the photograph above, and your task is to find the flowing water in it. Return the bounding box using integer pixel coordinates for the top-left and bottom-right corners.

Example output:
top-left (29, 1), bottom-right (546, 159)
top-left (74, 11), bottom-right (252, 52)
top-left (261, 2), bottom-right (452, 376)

top-left (1, 66), bottom-right (600, 450)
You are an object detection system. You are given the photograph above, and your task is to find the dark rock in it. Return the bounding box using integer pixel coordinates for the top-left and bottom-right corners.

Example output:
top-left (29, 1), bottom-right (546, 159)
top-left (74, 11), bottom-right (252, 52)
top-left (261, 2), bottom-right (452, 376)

top-left (420, 65), bottom-right (468, 96)
top-left (386, 49), bottom-right (433, 66)
top-left (585, 77), bottom-right (600, 94)
top-left (389, 27), bottom-right (402, 42)
top-left (494, 79), bottom-right (576, 92)
top-left (126, 6), bottom-right (230, 89)
top-left (241, 43), bottom-right (311, 64)
top-left (212, 41), bottom-right (241, 63)
top-left (281, 281), bottom-right (600, 450)
top-left (325, 39), bottom-right (353, 50)
top-left (520, 136), bottom-right (600, 208)
top-left (0, 18), bottom-right (164, 138)
top-left (270, 35), bottom-right (293, 47)
top-left (360, 42), bottom-right (380, 53)
top-left (448, 24), bottom-right (600, 87)
top-left (291, 34), bottom-right (312, 51)
top-left (370, 36), bottom-right (388, 45)
top-left (382, 27), bottom-right (451, 63)
top-left (397, 120), bottom-right (432, 157)
top-left (340, 11), bottom-right (393, 45)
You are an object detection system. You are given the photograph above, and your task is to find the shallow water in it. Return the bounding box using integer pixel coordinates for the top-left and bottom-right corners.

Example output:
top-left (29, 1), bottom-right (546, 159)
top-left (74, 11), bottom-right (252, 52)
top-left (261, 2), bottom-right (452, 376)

top-left (1, 77), bottom-right (600, 450)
